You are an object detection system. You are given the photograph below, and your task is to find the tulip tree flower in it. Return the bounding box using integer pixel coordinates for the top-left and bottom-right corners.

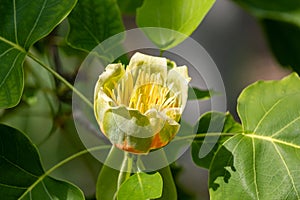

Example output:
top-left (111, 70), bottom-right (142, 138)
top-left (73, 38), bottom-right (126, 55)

top-left (94, 52), bottom-right (191, 154)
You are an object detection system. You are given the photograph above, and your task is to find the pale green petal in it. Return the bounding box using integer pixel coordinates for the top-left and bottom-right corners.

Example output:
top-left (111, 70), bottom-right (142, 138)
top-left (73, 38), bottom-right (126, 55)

top-left (158, 118), bottom-right (180, 144)
top-left (144, 109), bottom-right (180, 150)
top-left (103, 106), bottom-right (155, 138)
top-left (127, 52), bottom-right (168, 87)
top-left (96, 63), bottom-right (125, 93)
top-left (102, 106), bottom-right (155, 153)
top-left (94, 63), bottom-right (125, 126)
top-left (149, 116), bottom-right (180, 150)
top-left (144, 109), bottom-right (168, 133)
top-left (94, 90), bottom-right (114, 128)
top-left (167, 65), bottom-right (191, 112)
top-left (171, 66), bottom-right (191, 82)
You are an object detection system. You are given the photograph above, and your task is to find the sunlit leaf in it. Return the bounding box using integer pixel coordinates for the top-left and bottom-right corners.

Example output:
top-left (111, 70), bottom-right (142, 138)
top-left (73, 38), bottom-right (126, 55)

top-left (67, 0), bottom-right (125, 52)
top-left (0, 0), bottom-right (77, 108)
top-left (0, 124), bottom-right (84, 200)
top-left (117, 172), bottom-right (163, 200)
top-left (209, 73), bottom-right (300, 199)
top-left (136, 0), bottom-right (215, 49)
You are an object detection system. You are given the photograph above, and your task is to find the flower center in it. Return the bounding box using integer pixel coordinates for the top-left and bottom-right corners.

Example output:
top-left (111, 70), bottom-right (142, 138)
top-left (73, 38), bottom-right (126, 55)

top-left (107, 69), bottom-right (181, 120)
top-left (129, 83), bottom-right (179, 114)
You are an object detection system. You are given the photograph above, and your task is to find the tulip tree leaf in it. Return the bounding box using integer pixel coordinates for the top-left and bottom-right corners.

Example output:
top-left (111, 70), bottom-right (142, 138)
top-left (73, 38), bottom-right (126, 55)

top-left (117, 172), bottom-right (163, 200)
top-left (67, 0), bottom-right (125, 52)
top-left (209, 73), bottom-right (300, 199)
top-left (192, 112), bottom-right (241, 169)
top-left (0, 0), bottom-right (77, 108)
top-left (0, 124), bottom-right (84, 200)
top-left (136, 0), bottom-right (215, 49)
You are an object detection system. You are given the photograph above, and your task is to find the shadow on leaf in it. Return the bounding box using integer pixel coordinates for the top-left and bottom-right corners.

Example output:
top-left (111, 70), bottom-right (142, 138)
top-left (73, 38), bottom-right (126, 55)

top-left (209, 145), bottom-right (236, 191)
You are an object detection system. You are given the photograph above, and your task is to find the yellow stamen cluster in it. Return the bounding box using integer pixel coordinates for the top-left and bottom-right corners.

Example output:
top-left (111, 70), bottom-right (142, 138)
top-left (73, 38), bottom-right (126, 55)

top-left (109, 69), bottom-right (180, 116)
top-left (129, 83), bottom-right (175, 114)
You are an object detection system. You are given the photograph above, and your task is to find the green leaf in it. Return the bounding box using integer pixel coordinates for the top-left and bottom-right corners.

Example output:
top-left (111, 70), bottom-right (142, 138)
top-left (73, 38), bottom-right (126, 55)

top-left (192, 112), bottom-right (241, 169)
top-left (117, 0), bottom-right (144, 15)
top-left (209, 73), bottom-right (300, 199)
top-left (0, 0), bottom-right (77, 108)
top-left (136, 0), bottom-right (215, 50)
top-left (261, 19), bottom-right (300, 73)
top-left (0, 52), bottom-right (58, 143)
top-left (188, 87), bottom-right (213, 100)
top-left (117, 172), bottom-right (163, 200)
top-left (0, 47), bottom-right (26, 109)
top-left (67, 0), bottom-right (125, 52)
top-left (0, 124), bottom-right (84, 200)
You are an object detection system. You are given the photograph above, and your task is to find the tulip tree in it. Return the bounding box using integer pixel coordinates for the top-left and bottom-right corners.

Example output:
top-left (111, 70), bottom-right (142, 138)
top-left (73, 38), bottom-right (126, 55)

top-left (1, 0), bottom-right (300, 199)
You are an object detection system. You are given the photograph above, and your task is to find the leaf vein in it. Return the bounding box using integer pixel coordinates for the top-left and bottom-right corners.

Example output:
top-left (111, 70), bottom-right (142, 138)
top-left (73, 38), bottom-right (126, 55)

top-left (252, 138), bottom-right (260, 200)
top-left (18, 145), bottom-right (110, 199)
top-left (13, 0), bottom-right (19, 45)
top-left (0, 52), bottom-right (22, 89)
top-left (253, 98), bottom-right (284, 133)
top-left (24, 0), bottom-right (48, 48)
top-left (0, 47), bottom-right (15, 57)
top-left (271, 115), bottom-right (300, 138)
top-left (81, 21), bottom-right (100, 44)
top-left (0, 182), bottom-right (27, 189)
top-left (244, 134), bottom-right (300, 149)
top-left (0, 155), bottom-right (39, 178)
top-left (272, 142), bottom-right (300, 199)
top-left (42, 180), bottom-right (53, 200)
top-left (209, 134), bottom-right (244, 171)
top-left (0, 36), bottom-right (26, 52)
